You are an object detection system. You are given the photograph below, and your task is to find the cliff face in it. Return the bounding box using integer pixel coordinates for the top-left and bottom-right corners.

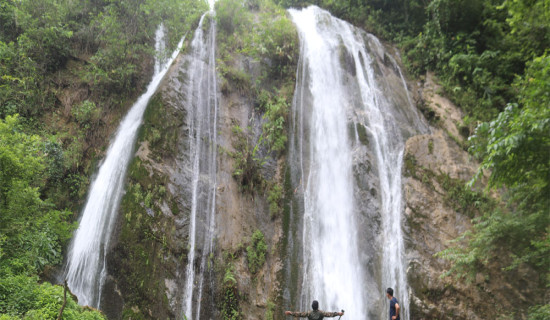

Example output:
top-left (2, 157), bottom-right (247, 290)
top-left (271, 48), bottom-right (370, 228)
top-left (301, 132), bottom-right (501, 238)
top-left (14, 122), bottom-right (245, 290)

top-left (404, 73), bottom-right (541, 319)
top-left (101, 52), bottom-right (193, 319)
top-left (215, 55), bottom-right (287, 320)
top-left (98, 11), bottom-right (538, 320)
top-left (101, 9), bottom-right (295, 319)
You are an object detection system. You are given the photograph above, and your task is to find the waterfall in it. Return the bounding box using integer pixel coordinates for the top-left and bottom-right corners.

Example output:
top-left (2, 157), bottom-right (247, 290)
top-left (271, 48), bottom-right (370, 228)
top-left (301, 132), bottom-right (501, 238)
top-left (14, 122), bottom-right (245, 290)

top-left (289, 7), bottom-right (366, 318)
top-left (288, 6), bottom-right (426, 319)
top-left (154, 24), bottom-right (167, 75)
top-left (64, 25), bottom-right (183, 308)
top-left (180, 13), bottom-right (218, 320)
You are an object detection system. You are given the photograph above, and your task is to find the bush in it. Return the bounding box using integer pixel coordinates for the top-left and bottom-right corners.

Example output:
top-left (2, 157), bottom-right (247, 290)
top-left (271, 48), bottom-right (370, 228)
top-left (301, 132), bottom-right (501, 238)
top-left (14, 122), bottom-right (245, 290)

top-left (250, 7), bottom-right (298, 78)
top-left (0, 274), bottom-right (105, 319)
top-left (220, 265), bottom-right (240, 320)
top-left (246, 230), bottom-right (267, 274)
top-left (216, 0), bottom-right (250, 37)
top-left (71, 100), bottom-right (100, 126)
top-left (260, 91), bottom-right (289, 154)
top-left (230, 126), bottom-right (265, 191)
top-left (528, 304), bottom-right (550, 320)
top-left (267, 183), bottom-right (283, 218)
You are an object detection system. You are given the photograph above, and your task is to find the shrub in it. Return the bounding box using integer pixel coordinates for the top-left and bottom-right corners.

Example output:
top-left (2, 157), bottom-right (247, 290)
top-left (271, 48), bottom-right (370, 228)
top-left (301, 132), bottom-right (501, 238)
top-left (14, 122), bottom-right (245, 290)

top-left (71, 100), bottom-right (100, 126)
top-left (267, 183), bottom-right (283, 218)
top-left (246, 230), bottom-right (267, 274)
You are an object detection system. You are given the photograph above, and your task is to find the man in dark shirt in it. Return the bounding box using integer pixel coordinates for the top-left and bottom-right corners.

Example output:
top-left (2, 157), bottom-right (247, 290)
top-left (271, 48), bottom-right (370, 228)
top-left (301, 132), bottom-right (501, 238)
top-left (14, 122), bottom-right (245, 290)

top-left (386, 288), bottom-right (400, 320)
top-left (285, 300), bottom-right (344, 319)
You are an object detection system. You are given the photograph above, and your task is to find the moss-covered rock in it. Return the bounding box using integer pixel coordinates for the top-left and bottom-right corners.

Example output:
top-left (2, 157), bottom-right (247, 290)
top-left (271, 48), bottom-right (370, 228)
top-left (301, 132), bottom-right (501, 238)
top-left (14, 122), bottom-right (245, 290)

top-left (102, 62), bottom-right (190, 318)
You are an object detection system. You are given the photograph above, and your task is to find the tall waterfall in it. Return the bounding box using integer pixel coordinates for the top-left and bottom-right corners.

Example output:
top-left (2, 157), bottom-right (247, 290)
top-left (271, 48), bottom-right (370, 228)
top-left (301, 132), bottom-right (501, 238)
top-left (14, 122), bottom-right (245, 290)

top-left (180, 13), bottom-right (218, 320)
top-left (288, 6), bottom-right (427, 319)
top-left (64, 25), bottom-right (183, 308)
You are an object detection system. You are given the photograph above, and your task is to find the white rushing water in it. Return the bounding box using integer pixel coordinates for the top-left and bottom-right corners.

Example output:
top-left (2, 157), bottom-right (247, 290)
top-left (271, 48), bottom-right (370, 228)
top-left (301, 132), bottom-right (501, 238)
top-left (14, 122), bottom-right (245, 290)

top-left (289, 6), bottom-right (412, 319)
top-left (64, 25), bottom-right (184, 308)
top-left (181, 13), bottom-right (218, 320)
top-left (154, 24), bottom-right (167, 75)
top-left (289, 7), bottom-right (365, 318)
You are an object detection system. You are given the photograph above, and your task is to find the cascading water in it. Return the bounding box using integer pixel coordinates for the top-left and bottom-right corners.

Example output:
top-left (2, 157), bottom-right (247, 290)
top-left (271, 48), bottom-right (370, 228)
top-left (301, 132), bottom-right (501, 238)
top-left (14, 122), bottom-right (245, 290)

top-left (289, 7), bottom-right (366, 318)
top-left (64, 25), bottom-right (184, 308)
top-left (180, 13), bottom-right (218, 320)
top-left (288, 6), bottom-right (428, 319)
top-left (154, 24), bottom-right (168, 75)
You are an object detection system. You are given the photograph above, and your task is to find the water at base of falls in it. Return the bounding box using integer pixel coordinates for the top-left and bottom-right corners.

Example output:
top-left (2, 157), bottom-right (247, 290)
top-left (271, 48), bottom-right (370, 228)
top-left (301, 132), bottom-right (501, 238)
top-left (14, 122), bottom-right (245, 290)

top-left (180, 13), bottom-right (218, 320)
top-left (63, 25), bottom-right (183, 309)
top-left (288, 6), bottom-right (427, 319)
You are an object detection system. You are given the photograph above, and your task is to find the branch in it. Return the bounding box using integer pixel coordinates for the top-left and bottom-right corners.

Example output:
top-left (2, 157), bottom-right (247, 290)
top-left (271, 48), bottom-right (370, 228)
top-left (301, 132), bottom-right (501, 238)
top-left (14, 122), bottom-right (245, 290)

top-left (57, 280), bottom-right (68, 320)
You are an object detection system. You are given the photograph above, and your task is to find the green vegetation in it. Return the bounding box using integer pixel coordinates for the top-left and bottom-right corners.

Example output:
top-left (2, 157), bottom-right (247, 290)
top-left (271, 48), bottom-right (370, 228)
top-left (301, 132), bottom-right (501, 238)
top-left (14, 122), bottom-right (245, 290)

top-left (0, 0), bottom-right (206, 317)
top-left (1, 0), bottom-right (206, 209)
top-left (438, 53), bottom-right (550, 279)
top-left (216, 0), bottom-right (297, 205)
top-left (219, 264), bottom-right (241, 320)
top-left (265, 299), bottom-right (276, 320)
top-left (216, 0), bottom-right (298, 82)
top-left (258, 90), bottom-right (290, 155)
top-left (0, 116), bottom-right (103, 318)
top-left (246, 230), bottom-right (267, 274)
top-left (110, 91), bottom-right (186, 318)
top-left (278, 0), bottom-right (549, 309)
top-left (0, 280), bottom-right (105, 319)
top-left (230, 125), bottom-right (265, 191)
top-left (528, 304), bottom-right (550, 320)
top-left (267, 183), bottom-right (284, 218)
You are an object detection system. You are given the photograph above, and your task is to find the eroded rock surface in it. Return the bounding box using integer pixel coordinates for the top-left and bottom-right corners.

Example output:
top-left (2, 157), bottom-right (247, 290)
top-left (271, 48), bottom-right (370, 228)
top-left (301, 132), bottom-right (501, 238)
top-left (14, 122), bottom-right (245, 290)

top-left (404, 74), bottom-right (541, 319)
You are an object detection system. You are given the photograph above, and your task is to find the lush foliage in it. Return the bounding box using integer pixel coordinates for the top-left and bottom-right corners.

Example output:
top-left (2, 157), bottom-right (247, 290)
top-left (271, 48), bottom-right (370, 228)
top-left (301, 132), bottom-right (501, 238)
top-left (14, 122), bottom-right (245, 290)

top-left (439, 53), bottom-right (550, 278)
top-left (258, 90), bottom-right (290, 155)
top-left (267, 183), bottom-right (284, 218)
top-left (277, 0), bottom-right (549, 313)
top-left (216, 0), bottom-right (297, 199)
top-left (0, 116), bottom-right (103, 318)
top-left (0, 279), bottom-right (105, 320)
top-left (0, 0), bottom-right (206, 316)
top-left (1, 0), bottom-right (206, 210)
top-left (400, 0), bottom-right (548, 124)
top-left (527, 304), bottom-right (550, 320)
top-left (216, 0), bottom-right (298, 81)
top-left (279, 0), bottom-right (549, 125)
top-left (1, 0), bottom-right (206, 118)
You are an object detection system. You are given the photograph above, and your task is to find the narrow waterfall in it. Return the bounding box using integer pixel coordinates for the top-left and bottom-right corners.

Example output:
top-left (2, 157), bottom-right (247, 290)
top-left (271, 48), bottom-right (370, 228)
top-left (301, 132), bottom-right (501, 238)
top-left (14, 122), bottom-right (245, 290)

top-left (154, 24), bottom-right (168, 75)
top-left (64, 26), bottom-right (183, 308)
top-left (180, 13), bottom-right (218, 320)
top-left (288, 6), bottom-right (427, 319)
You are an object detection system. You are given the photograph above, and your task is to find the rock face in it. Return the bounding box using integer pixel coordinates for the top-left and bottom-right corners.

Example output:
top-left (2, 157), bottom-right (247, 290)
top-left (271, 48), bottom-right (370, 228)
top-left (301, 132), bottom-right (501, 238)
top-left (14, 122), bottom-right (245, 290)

top-left (101, 52), bottom-right (193, 319)
top-left (97, 15), bottom-right (542, 320)
top-left (214, 52), bottom-right (287, 320)
top-left (403, 73), bottom-right (541, 319)
top-left (101, 13), bottom-right (292, 319)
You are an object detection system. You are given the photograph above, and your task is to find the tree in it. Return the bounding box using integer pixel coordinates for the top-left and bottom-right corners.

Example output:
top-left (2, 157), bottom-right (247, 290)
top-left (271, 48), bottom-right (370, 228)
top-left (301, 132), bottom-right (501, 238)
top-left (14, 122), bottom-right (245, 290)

top-left (439, 53), bottom-right (550, 280)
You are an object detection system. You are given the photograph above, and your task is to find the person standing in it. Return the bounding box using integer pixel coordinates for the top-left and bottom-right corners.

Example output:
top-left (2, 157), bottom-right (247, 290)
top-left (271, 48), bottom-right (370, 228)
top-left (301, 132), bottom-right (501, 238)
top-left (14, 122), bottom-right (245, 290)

top-left (386, 288), bottom-right (400, 320)
top-left (285, 300), bottom-right (344, 319)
